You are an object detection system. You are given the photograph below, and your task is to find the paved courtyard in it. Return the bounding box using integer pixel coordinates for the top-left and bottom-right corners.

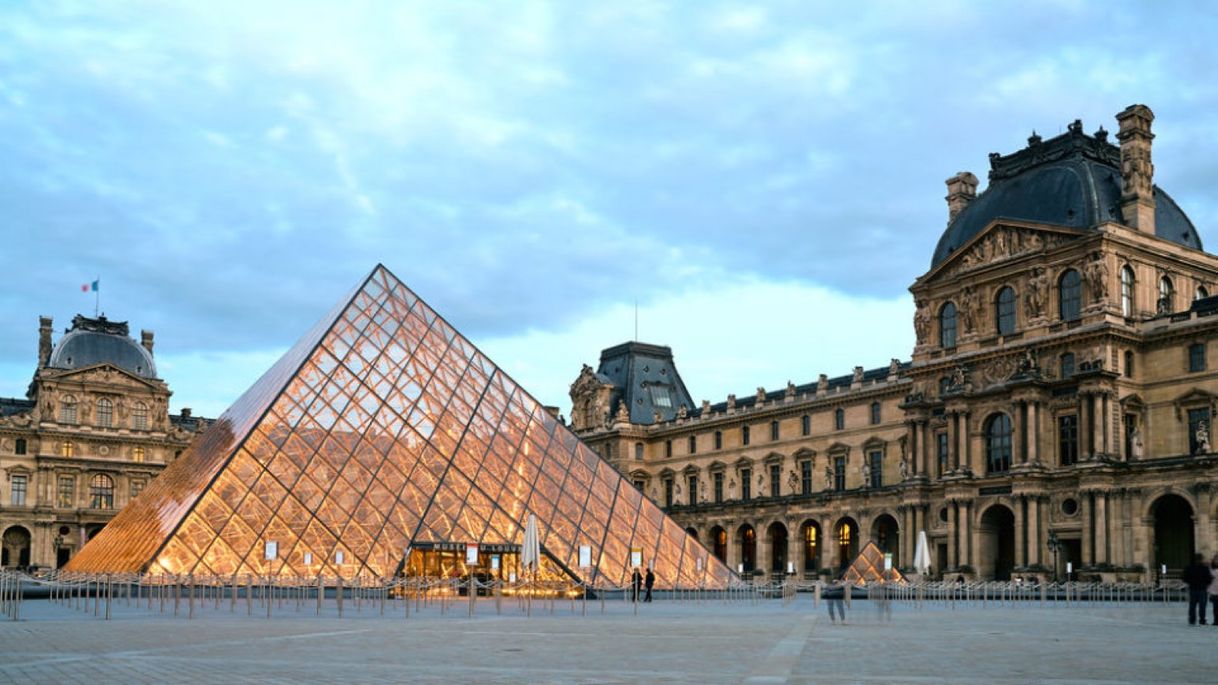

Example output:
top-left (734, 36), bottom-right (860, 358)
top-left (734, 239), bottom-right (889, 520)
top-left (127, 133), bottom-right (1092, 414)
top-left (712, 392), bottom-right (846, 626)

top-left (0, 594), bottom-right (1211, 684)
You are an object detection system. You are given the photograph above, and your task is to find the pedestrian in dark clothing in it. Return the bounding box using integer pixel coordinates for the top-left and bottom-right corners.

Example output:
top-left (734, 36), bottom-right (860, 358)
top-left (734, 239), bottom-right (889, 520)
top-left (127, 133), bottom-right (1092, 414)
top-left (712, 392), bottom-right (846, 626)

top-left (644, 568), bottom-right (655, 602)
top-left (824, 580), bottom-right (847, 624)
top-left (1182, 553), bottom-right (1213, 625)
top-left (631, 568), bottom-right (642, 603)
top-left (1208, 555), bottom-right (1218, 626)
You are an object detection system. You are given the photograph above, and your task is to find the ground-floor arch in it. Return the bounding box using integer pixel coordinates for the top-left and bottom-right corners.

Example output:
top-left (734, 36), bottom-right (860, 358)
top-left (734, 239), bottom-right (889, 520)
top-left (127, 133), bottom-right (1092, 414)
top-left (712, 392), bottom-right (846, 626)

top-left (800, 519), bottom-right (821, 573)
top-left (737, 524), bottom-right (756, 574)
top-left (978, 504), bottom-right (1015, 580)
top-left (871, 513), bottom-right (899, 564)
top-left (767, 521), bottom-right (788, 574)
top-left (709, 525), bottom-right (727, 563)
top-left (834, 517), bottom-right (859, 570)
top-left (1152, 494), bottom-right (1194, 574)
top-left (684, 527), bottom-right (698, 542)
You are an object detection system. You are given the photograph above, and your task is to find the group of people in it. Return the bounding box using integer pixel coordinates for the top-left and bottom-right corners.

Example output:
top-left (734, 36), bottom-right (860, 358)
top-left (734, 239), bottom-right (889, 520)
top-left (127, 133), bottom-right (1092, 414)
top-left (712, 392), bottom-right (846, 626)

top-left (1182, 553), bottom-right (1218, 625)
top-left (630, 567), bottom-right (655, 602)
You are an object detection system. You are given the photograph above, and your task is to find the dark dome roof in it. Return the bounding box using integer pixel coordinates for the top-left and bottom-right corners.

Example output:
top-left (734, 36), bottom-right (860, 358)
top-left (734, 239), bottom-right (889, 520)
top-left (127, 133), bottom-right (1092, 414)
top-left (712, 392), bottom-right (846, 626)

top-left (48, 315), bottom-right (157, 378)
top-left (931, 123), bottom-right (1202, 269)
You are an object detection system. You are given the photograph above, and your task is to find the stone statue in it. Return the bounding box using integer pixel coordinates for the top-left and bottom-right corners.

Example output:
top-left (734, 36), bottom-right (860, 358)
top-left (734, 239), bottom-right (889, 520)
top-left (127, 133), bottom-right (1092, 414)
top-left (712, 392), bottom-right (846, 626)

top-left (898, 454), bottom-right (909, 480)
top-left (951, 365), bottom-right (968, 389)
top-left (824, 465), bottom-right (833, 490)
top-left (787, 470), bottom-right (798, 493)
top-left (1025, 267), bottom-right (1047, 319)
top-left (1084, 252), bottom-right (1109, 303)
top-left (959, 287), bottom-right (978, 334)
top-left (785, 381), bottom-right (796, 401)
top-left (614, 401), bottom-right (630, 424)
top-left (726, 394), bottom-right (736, 411)
top-left (817, 374), bottom-right (828, 396)
top-left (1195, 421), bottom-right (1210, 454)
top-left (861, 460), bottom-right (872, 487)
top-left (889, 358), bottom-right (900, 378)
top-left (756, 387), bottom-right (766, 404)
top-left (914, 299), bottom-right (932, 344)
top-left (700, 479), bottom-right (708, 502)
top-left (1129, 425), bottom-right (1144, 460)
top-left (676, 405), bottom-right (688, 419)
top-left (1017, 347), bottom-right (1039, 375)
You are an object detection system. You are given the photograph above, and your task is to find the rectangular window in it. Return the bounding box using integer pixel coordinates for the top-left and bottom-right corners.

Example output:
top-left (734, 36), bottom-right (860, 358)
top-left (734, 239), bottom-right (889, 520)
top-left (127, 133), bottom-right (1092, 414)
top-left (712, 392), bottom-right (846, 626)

top-left (742, 426), bottom-right (750, 446)
top-left (714, 431), bottom-right (722, 450)
top-left (634, 442), bottom-right (643, 461)
top-left (1188, 407), bottom-right (1211, 454)
top-left (58, 476), bottom-right (75, 508)
top-left (1058, 414), bottom-right (1079, 466)
top-left (1060, 353), bottom-right (1075, 378)
top-left (800, 460), bottom-right (812, 495)
top-left (713, 472), bottom-right (724, 503)
top-left (688, 435), bottom-right (696, 454)
top-left (869, 451), bottom-right (883, 488)
top-left (132, 447), bottom-right (145, 463)
top-left (801, 415), bottom-right (811, 436)
top-left (936, 432), bottom-right (949, 477)
top-left (663, 478), bottom-right (674, 508)
top-left (770, 421), bottom-right (780, 441)
top-left (1124, 414), bottom-right (1138, 459)
top-left (10, 474), bottom-right (27, 506)
top-left (871, 402), bottom-right (881, 425)
top-left (665, 440), bottom-right (672, 458)
top-left (14, 438), bottom-right (26, 455)
top-left (833, 457), bottom-right (846, 492)
top-left (1189, 343), bottom-right (1207, 372)
top-left (740, 468), bottom-right (751, 501)
top-left (769, 464), bottom-right (781, 497)
top-left (688, 475), bottom-right (697, 505)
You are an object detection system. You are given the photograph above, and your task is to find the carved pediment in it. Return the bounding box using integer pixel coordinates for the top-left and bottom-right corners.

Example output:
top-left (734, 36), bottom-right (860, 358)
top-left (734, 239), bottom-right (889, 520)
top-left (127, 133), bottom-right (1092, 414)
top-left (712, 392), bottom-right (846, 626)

top-left (926, 222), bottom-right (1080, 283)
top-left (44, 363), bottom-right (160, 391)
top-left (762, 451), bottom-right (785, 465)
top-left (1172, 388), bottom-right (1218, 419)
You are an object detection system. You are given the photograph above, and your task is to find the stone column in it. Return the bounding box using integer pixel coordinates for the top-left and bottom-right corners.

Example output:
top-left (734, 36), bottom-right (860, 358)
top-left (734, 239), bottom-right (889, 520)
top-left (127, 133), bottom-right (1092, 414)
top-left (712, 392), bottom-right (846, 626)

top-left (961, 501), bottom-right (973, 570)
top-left (908, 422), bottom-right (918, 478)
top-left (1095, 492), bottom-right (1108, 565)
top-left (948, 501), bottom-right (958, 568)
top-left (1013, 401), bottom-right (1026, 464)
top-left (950, 412), bottom-right (961, 471)
top-left (1028, 401), bottom-right (1041, 464)
top-left (963, 412), bottom-right (973, 474)
top-left (726, 524), bottom-right (741, 574)
top-left (1026, 496), bottom-right (1041, 566)
top-left (1081, 493), bottom-right (1094, 566)
top-left (1014, 495), bottom-right (1027, 567)
top-left (1093, 395), bottom-right (1105, 460)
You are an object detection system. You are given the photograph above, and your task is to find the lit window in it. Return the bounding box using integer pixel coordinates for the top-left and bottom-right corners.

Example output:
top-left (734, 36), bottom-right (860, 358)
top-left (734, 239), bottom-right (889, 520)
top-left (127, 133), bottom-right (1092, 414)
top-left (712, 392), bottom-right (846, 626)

top-left (90, 474), bottom-right (114, 509)
top-left (96, 398), bottom-right (113, 428)
top-left (1060, 270), bottom-right (1082, 321)
top-left (61, 441), bottom-right (74, 458)
top-left (132, 447), bottom-right (145, 463)
top-left (996, 286), bottom-right (1016, 335)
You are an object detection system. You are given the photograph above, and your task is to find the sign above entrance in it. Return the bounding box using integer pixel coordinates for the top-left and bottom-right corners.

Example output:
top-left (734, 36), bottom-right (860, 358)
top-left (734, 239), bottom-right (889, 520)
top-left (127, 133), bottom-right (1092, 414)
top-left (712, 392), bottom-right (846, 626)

top-left (466, 544), bottom-right (479, 564)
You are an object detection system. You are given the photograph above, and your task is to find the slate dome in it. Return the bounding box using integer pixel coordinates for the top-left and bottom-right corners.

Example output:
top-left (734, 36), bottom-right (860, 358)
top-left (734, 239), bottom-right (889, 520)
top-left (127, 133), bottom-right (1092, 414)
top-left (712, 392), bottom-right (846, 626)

top-left (48, 315), bottom-right (157, 378)
top-left (931, 120), bottom-right (1201, 269)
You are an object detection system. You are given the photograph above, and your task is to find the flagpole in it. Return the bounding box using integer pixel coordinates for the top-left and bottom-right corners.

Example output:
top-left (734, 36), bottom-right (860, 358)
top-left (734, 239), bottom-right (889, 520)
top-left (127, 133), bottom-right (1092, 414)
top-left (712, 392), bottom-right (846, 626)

top-left (95, 276), bottom-right (100, 317)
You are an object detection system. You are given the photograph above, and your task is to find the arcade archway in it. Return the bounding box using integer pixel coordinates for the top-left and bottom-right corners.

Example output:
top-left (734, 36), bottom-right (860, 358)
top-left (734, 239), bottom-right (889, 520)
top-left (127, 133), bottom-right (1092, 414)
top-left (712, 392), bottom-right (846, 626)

top-left (978, 504), bottom-right (1015, 580)
top-left (1152, 494), bottom-right (1194, 573)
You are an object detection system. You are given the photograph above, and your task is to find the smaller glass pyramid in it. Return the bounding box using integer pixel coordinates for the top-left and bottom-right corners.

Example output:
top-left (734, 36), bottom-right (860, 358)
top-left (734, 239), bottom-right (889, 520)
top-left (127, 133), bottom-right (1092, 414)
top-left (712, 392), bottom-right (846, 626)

top-left (66, 265), bottom-right (733, 589)
top-left (841, 541), bottom-right (906, 585)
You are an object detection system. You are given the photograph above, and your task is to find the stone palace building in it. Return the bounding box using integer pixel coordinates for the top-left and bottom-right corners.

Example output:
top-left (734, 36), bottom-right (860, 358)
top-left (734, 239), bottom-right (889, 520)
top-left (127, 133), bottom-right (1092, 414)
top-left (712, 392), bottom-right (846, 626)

top-left (570, 104), bottom-right (1218, 582)
top-left (0, 314), bottom-right (207, 570)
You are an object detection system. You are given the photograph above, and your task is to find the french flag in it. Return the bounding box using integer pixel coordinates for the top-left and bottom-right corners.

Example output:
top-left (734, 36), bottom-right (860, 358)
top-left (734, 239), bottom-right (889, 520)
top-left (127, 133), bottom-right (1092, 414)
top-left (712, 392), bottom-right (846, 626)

top-left (81, 280), bottom-right (98, 292)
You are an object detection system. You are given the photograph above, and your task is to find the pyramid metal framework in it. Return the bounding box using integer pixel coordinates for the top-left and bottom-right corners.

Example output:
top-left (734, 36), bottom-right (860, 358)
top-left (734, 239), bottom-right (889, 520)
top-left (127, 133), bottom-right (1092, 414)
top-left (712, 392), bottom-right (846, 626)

top-left (66, 266), bottom-right (734, 589)
top-left (841, 541), bottom-right (906, 585)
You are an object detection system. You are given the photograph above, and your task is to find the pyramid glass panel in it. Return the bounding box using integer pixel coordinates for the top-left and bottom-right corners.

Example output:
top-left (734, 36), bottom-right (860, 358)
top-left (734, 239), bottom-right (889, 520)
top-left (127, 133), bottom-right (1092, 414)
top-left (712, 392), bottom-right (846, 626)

top-left (65, 265), bottom-right (734, 588)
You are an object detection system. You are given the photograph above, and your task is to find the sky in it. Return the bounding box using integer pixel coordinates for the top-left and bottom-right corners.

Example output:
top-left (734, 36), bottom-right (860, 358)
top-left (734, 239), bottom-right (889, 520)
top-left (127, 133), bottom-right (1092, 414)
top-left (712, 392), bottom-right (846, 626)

top-left (2, 1), bottom-right (1217, 418)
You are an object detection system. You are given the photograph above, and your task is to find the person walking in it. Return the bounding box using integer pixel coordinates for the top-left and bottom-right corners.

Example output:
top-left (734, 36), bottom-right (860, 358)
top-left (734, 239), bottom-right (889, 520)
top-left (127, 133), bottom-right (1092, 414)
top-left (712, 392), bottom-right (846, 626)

top-left (825, 579), bottom-right (847, 625)
top-left (644, 567), bottom-right (655, 603)
top-left (1182, 553), bottom-right (1212, 625)
top-left (631, 567), bottom-right (642, 603)
top-left (1209, 554), bottom-right (1218, 626)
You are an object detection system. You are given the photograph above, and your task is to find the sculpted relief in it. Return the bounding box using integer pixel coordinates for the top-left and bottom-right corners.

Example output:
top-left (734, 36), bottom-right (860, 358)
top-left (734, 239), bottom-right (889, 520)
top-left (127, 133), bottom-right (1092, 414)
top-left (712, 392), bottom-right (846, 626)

top-left (940, 226), bottom-right (1073, 279)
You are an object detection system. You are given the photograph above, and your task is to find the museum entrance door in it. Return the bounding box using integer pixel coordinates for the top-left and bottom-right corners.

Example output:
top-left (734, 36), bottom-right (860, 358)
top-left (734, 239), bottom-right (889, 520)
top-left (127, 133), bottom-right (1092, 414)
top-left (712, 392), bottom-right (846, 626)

top-left (978, 505), bottom-right (1015, 580)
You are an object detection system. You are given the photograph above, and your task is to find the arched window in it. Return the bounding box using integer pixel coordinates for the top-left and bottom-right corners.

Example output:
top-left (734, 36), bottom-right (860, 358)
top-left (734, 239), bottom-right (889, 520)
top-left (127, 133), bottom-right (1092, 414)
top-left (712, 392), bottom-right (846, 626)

top-left (1059, 270), bottom-right (1082, 321)
top-left (996, 286), bottom-right (1016, 335)
top-left (1196, 285), bottom-right (1210, 301)
top-left (939, 302), bottom-right (958, 348)
top-left (96, 398), bottom-right (113, 428)
top-left (1120, 265), bottom-right (1135, 317)
top-left (132, 402), bottom-right (149, 430)
top-left (90, 474), bottom-right (114, 509)
top-left (985, 414), bottom-right (1012, 474)
top-left (60, 395), bottom-right (78, 425)
top-left (1159, 276), bottom-right (1174, 313)
top-left (834, 408), bottom-right (845, 431)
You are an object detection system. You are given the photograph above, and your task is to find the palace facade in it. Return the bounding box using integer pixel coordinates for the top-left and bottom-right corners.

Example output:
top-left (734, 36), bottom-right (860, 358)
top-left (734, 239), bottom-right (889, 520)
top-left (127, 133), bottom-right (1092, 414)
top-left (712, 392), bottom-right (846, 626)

top-left (570, 104), bottom-right (1218, 582)
top-left (0, 314), bottom-right (207, 570)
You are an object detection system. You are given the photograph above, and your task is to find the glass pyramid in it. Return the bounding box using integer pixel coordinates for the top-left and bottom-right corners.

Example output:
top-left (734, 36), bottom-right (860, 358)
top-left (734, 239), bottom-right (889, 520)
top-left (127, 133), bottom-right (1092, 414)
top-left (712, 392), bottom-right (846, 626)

top-left (841, 541), bottom-right (906, 585)
top-left (66, 265), bottom-right (733, 589)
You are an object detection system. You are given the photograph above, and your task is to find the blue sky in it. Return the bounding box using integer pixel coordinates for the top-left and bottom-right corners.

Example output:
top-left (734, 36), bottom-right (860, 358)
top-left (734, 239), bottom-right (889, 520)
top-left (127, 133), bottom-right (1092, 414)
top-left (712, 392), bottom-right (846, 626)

top-left (2, 1), bottom-right (1216, 418)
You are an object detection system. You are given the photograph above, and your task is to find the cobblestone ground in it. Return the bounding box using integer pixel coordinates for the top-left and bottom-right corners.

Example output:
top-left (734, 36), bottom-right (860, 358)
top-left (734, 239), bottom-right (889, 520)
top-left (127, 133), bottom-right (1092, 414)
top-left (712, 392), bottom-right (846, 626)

top-left (0, 594), bottom-right (1211, 684)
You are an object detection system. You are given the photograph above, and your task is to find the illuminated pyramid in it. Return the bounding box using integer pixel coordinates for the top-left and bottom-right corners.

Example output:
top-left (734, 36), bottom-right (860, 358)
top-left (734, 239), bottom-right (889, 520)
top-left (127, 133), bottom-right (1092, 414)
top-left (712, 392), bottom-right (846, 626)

top-left (66, 266), bottom-right (731, 588)
top-left (841, 541), bottom-right (906, 585)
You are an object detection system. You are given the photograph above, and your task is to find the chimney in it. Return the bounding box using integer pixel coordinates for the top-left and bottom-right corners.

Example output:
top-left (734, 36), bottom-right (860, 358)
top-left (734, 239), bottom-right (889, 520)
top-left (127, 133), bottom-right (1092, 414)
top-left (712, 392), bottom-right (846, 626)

top-left (1115, 104), bottom-right (1155, 233)
top-left (38, 316), bottom-right (53, 368)
top-left (141, 329), bottom-right (155, 355)
top-left (945, 172), bottom-right (979, 224)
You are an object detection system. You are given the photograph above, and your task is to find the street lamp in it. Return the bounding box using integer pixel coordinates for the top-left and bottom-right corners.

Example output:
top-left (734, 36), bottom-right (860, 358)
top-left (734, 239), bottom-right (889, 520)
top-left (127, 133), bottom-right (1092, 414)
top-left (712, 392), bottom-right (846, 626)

top-left (1046, 531), bottom-right (1060, 582)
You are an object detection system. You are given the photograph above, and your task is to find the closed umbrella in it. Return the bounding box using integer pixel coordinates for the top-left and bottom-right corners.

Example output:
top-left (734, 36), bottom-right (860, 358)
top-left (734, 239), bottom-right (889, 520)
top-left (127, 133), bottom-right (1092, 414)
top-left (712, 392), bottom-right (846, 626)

top-left (521, 514), bottom-right (541, 575)
top-left (913, 530), bottom-right (931, 576)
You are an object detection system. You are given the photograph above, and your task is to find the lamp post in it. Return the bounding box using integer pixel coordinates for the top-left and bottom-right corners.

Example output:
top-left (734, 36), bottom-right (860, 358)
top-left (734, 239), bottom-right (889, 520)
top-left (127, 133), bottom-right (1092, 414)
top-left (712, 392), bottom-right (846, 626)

top-left (1046, 531), bottom-right (1060, 582)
